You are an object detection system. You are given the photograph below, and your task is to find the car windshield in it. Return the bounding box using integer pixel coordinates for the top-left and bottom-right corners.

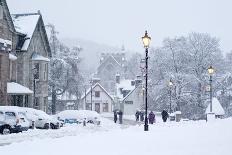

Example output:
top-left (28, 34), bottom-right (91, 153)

top-left (5, 112), bottom-right (16, 119)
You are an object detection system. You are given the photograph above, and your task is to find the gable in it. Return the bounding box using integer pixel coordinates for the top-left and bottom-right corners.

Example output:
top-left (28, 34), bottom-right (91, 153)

top-left (0, 0), bottom-right (15, 32)
top-left (97, 55), bottom-right (122, 74)
top-left (27, 17), bottom-right (51, 57)
top-left (13, 13), bottom-right (51, 57)
top-left (81, 83), bottom-right (113, 101)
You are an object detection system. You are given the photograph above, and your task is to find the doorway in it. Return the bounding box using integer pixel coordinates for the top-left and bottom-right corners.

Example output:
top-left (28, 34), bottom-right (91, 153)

top-left (95, 103), bottom-right (100, 113)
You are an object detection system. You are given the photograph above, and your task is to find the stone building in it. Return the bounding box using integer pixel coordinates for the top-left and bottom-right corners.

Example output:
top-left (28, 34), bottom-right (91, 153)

top-left (11, 12), bottom-right (51, 111)
top-left (95, 52), bottom-right (126, 94)
top-left (0, 0), bottom-right (19, 105)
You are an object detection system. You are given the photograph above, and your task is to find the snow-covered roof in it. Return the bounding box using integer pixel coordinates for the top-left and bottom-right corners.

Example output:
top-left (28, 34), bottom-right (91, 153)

top-left (0, 38), bottom-right (12, 46)
top-left (12, 14), bottom-right (40, 51)
top-left (31, 53), bottom-right (50, 62)
top-left (9, 53), bottom-right (17, 61)
top-left (57, 92), bottom-right (77, 101)
top-left (116, 79), bottom-right (135, 99)
top-left (7, 82), bottom-right (33, 94)
top-left (81, 83), bottom-right (113, 100)
top-left (205, 97), bottom-right (225, 115)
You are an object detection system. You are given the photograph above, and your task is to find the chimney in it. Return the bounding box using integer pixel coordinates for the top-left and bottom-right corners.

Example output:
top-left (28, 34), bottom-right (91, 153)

top-left (92, 78), bottom-right (101, 85)
top-left (116, 74), bottom-right (120, 84)
top-left (135, 75), bottom-right (142, 87)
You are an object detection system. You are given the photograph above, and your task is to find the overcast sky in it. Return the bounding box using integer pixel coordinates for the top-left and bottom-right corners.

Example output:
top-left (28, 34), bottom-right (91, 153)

top-left (7, 0), bottom-right (232, 53)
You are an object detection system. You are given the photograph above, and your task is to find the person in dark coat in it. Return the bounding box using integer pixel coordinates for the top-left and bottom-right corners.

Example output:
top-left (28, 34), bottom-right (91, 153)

top-left (140, 111), bottom-right (144, 122)
top-left (161, 110), bottom-right (169, 122)
top-left (135, 110), bottom-right (140, 122)
top-left (148, 111), bottom-right (155, 124)
top-left (118, 110), bottom-right (123, 124)
top-left (113, 110), bottom-right (118, 123)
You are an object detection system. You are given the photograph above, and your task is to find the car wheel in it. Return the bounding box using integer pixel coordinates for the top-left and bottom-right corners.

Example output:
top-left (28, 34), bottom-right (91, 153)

top-left (44, 123), bottom-right (50, 129)
top-left (50, 123), bottom-right (56, 129)
top-left (1, 126), bottom-right (11, 135)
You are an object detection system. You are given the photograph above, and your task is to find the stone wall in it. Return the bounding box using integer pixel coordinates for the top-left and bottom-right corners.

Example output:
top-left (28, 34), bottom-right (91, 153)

top-left (16, 17), bottom-right (49, 111)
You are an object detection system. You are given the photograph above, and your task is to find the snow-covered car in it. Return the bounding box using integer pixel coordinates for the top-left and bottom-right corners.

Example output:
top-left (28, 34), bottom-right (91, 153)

top-left (22, 108), bottom-right (61, 129)
top-left (0, 106), bottom-right (30, 135)
top-left (56, 110), bottom-right (101, 125)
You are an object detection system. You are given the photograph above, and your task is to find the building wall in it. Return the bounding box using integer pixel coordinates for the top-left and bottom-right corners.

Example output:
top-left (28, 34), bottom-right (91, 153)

top-left (81, 85), bottom-right (113, 113)
top-left (123, 85), bottom-right (144, 115)
top-left (16, 17), bottom-right (49, 111)
top-left (97, 55), bottom-right (125, 94)
top-left (0, 0), bottom-right (15, 105)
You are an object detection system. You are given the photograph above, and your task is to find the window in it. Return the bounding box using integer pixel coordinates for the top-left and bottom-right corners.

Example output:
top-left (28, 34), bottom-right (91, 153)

top-left (9, 60), bottom-right (12, 80)
top-left (34, 63), bottom-right (40, 80)
top-left (5, 112), bottom-right (16, 119)
top-left (43, 63), bottom-right (47, 80)
top-left (95, 91), bottom-right (100, 97)
top-left (103, 103), bottom-right (109, 112)
top-left (125, 101), bottom-right (133, 104)
top-left (35, 97), bottom-right (40, 109)
top-left (0, 5), bottom-right (3, 20)
top-left (44, 97), bottom-right (47, 112)
top-left (86, 103), bottom-right (92, 110)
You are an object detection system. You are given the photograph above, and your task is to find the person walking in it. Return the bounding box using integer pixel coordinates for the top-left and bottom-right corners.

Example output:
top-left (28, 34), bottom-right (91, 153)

top-left (135, 110), bottom-right (140, 122)
top-left (113, 110), bottom-right (118, 123)
top-left (161, 110), bottom-right (169, 122)
top-left (118, 110), bottom-right (123, 124)
top-left (148, 111), bottom-right (155, 124)
top-left (140, 111), bottom-right (144, 122)
top-left (83, 118), bottom-right (87, 126)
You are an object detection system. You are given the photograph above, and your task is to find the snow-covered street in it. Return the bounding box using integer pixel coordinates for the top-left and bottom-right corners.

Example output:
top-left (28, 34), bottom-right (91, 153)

top-left (1, 118), bottom-right (232, 155)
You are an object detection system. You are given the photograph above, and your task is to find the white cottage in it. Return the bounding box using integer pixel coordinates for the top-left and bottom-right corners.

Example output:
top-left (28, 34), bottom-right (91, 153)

top-left (115, 76), bottom-right (143, 115)
top-left (81, 83), bottom-right (113, 113)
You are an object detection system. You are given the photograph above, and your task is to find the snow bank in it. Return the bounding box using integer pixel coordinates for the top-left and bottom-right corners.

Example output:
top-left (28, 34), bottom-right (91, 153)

top-left (0, 118), bottom-right (232, 155)
top-left (56, 110), bottom-right (100, 121)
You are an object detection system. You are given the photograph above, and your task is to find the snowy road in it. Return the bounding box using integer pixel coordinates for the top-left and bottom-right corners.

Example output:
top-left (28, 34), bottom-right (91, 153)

top-left (0, 118), bottom-right (119, 146)
top-left (1, 118), bottom-right (232, 155)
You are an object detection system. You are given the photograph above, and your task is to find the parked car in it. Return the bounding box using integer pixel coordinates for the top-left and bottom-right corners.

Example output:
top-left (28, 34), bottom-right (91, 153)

top-left (22, 108), bottom-right (62, 129)
top-left (56, 110), bottom-right (101, 125)
top-left (0, 106), bottom-right (30, 135)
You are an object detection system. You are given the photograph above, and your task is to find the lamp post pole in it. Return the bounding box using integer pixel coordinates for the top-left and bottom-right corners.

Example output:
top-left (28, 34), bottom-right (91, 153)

top-left (32, 68), bottom-right (37, 109)
top-left (142, 30), bottom-right (151, 131)
top-left (168, 79), bottom-right (173, 113)
top-left (169, 88), bottom-right (172, 113)
top-left (144, 47), bottom-right (149, 131)
top-left (90, 79), bottom-right (93, 111)
top-left (207, 66), bottom-right (214, 113)
top-left (209, 74), bottom-right (213, 112)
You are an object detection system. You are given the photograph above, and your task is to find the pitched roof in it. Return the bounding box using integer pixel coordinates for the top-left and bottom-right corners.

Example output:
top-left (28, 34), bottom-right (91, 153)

top-left (116, 79), bottom-right (135, 99)
top-left (122, 85), bottom-right (140, 101)
top-left (12, 13), bottom-right (40, 51)
top-left (97, 55), bottom-right (123, 73)
top-left (1, 0), bottom-right (15, 32)
top-left (81, 83), bottom-right (113, 100)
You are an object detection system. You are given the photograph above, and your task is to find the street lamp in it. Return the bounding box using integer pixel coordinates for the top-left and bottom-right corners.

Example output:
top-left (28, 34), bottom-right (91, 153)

top-left (89, 79), bottom-right (93, 111)
top-left (168, 79), bottom-right (173, 113)
top-left (207, 66), bottom-right (215, 113)
top-left (142, 30), bottom-right (151, 131)
top-left (32, 68), bottom-right (37, 109)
